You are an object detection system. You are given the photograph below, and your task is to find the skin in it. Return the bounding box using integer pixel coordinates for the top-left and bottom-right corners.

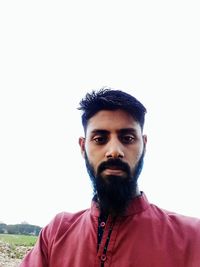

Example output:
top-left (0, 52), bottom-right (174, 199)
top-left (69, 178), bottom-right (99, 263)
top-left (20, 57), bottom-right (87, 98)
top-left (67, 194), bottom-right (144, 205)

top-left (79, 109), bottom-right (147, 197)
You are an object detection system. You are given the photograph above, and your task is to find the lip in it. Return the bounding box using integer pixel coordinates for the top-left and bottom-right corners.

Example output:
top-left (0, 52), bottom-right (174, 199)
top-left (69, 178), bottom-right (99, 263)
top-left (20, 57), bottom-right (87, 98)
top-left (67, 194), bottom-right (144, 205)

top-left (102, 168), bottom-right (125, 176)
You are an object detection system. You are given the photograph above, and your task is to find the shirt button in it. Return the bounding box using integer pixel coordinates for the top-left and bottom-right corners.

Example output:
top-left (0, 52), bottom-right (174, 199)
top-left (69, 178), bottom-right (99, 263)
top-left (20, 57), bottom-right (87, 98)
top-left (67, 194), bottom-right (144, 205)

top-left (101, 254), bottom-right (107, 262)
top-left (100, 222), bottom-right (106, 227)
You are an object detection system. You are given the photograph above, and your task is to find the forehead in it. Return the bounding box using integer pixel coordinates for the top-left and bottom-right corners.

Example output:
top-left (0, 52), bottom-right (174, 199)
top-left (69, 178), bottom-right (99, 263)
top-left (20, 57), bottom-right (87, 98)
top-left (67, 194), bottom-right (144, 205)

top-left (86, 109), bottom-right (141, 134)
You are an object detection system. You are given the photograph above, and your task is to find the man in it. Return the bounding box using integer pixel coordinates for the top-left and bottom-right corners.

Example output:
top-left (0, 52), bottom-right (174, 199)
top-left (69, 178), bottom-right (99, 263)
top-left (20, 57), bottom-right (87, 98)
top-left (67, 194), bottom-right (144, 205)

top-left (20, 88), bottom-right (200, 267)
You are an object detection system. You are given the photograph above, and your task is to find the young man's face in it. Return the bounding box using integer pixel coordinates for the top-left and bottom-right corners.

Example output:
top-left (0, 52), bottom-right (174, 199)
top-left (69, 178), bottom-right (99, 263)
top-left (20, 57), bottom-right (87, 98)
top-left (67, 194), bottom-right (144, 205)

top-left (79, 109), bottom-right (147, 215)
top-left (80, 109), bottom-right (146, 180)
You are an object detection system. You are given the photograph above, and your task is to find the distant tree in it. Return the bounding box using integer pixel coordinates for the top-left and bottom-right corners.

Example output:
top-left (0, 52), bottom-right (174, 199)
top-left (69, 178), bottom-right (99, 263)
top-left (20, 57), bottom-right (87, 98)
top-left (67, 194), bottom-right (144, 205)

top-left (6, 224), bottom-right (42, 236)
top-left (0, 223), bottom-right (7, 233)
top-left (7, 224), bottom-right (16, 234)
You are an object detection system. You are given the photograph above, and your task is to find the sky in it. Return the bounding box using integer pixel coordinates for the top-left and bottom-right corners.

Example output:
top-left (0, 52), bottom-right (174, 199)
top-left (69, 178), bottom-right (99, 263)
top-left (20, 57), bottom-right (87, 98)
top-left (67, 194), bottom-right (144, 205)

top-left (0, 0), bottom-right (200, 227)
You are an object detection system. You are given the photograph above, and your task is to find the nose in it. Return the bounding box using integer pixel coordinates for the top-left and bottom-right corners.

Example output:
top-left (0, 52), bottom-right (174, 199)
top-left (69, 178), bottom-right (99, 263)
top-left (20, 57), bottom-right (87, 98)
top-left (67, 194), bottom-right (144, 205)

top-left (105, 139), bottom-right (124, 159)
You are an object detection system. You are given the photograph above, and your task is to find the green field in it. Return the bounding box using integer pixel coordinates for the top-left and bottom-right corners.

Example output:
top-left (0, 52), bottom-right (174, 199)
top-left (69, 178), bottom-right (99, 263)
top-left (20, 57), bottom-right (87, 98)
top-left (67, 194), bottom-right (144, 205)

top-left (0, 233), bottom-right (38, 247)
top-left (0, 234), bottom-right (38, 260)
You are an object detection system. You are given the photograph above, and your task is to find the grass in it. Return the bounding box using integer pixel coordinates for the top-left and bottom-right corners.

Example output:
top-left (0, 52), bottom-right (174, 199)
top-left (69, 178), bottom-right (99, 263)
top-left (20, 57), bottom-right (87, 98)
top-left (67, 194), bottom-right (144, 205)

top-left (0, 233), bottom-right (38, 247)
top-left (0, 234), bottom-right (38, 260)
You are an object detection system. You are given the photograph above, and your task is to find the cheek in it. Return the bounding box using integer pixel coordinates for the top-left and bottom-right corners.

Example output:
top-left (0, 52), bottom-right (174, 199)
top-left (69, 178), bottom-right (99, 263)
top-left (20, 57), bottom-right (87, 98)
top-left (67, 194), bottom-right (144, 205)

top-left (128, 148), bottom-right (143, 165)
top-left (86, 144), bottom-right (104, 161)
top-left (134, 142), bottom-right (144, 159)
top-left (85, 149), bottom-right (100, 170)
top-left (135, 152), bottom-right (143, 162)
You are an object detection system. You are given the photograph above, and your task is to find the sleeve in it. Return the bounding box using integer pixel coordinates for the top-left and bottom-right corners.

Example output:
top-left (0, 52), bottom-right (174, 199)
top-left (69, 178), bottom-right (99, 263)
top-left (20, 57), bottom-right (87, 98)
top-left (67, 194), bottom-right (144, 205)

top-left (19, 225), bottom-right (49, 267)
top-left (19, 212), bottom-right (74, 266)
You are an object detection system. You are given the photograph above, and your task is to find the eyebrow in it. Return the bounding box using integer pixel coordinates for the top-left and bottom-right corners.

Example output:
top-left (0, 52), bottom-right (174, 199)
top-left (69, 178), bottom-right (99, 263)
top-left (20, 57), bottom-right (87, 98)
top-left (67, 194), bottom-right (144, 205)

top-left (90, 129), bottom-right (109, 135)
top-left (90, 128), bottom-right (137, 135)
top-left (119, 128), bottom-right (137, 134)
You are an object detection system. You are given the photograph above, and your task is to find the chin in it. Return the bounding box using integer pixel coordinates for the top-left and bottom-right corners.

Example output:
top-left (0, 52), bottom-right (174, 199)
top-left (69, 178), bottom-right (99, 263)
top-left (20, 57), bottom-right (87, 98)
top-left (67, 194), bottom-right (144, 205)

top-left (101, 174), bottom-right (129, 184)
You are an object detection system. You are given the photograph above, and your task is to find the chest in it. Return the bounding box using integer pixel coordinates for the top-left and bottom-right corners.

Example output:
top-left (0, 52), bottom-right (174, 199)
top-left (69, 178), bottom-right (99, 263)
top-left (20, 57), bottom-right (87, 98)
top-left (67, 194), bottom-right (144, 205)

top-left (48, 216), bottom-right (198, 267)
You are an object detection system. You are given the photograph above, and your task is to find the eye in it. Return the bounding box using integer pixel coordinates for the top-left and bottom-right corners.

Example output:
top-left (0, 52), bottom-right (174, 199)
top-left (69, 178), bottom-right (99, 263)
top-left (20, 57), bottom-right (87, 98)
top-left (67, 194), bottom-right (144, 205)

top-left (93, 136), bottom-right (107, 145)
top-left (120, 135), bottom-right (135, 144)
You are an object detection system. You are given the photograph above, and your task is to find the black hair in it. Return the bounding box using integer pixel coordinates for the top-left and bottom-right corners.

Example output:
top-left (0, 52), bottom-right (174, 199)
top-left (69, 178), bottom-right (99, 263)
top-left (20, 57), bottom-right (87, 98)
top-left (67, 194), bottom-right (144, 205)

top-left (78, 88), bottom-right (147, 131)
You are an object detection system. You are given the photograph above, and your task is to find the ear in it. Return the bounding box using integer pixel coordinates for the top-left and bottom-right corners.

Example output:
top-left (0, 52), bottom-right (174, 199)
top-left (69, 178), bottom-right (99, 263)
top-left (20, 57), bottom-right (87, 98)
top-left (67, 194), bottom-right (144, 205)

top-left (79, 137), bottom-right (86, 158)
top-left (142, 134), bottom-right (147, 154)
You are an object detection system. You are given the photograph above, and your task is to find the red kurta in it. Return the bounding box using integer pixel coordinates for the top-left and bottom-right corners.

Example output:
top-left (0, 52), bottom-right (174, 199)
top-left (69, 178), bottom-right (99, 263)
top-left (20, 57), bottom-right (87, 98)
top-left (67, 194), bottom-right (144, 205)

top-left (20, 193), bottom-right (200, 267)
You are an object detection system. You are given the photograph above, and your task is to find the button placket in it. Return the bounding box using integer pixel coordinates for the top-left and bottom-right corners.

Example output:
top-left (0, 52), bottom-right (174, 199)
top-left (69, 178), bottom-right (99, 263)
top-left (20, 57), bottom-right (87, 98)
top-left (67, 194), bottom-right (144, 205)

top-left (101, 254), bottom-right (107, 262)
top-left (100, 221), bottom-right (106, 228)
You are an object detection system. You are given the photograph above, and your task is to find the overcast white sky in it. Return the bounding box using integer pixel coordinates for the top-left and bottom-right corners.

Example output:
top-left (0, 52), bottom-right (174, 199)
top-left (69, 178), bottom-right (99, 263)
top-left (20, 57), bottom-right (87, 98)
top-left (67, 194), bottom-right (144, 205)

top-left (0, 0), bottom-right (200, 227)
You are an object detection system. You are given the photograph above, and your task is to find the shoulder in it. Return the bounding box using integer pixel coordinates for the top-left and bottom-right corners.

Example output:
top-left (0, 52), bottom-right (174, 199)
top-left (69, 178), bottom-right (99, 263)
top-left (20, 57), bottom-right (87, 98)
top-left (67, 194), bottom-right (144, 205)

top-left (41, 209), bottom-right (89, 242)
top-left (149, 203), bottom-right (200, 234)
top-left (51, 210), bottom-right (88, 226)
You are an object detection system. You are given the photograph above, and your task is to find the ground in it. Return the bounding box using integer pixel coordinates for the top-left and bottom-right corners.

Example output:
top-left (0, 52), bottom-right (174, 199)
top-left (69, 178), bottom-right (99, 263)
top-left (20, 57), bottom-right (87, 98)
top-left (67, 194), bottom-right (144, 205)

top-left (0, 240), bottom-right (31, 267)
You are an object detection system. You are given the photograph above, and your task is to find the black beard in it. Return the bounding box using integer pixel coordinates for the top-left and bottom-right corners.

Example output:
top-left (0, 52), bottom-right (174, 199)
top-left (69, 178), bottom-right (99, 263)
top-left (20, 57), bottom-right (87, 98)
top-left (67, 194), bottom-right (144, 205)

top-left (85, 153), bottom-right (144, 217)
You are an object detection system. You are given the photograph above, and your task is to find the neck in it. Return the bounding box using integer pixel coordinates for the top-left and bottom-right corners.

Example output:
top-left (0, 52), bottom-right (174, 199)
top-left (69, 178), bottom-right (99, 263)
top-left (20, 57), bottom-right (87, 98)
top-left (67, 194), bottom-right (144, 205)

top-left (134, 185), bottom-right (141, 198)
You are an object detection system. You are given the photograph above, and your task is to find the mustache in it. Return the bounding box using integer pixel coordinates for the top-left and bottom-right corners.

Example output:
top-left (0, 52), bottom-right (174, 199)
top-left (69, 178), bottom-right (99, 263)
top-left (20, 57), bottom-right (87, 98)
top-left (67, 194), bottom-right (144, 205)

top-left (97, 158), bottom-right (131, 175)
